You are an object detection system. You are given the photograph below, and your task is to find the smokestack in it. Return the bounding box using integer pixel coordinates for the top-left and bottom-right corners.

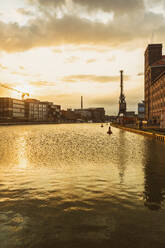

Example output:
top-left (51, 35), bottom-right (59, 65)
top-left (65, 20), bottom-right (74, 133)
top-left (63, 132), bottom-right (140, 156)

top-left (120, 70), bottom-right (123, 96)
top-left (81, 96), bottom-right (83, 109)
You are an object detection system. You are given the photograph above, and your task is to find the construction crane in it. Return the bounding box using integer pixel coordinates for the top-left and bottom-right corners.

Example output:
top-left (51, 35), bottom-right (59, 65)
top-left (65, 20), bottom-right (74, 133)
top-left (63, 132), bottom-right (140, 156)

top-left (0, 82), bottom-right (29, 100)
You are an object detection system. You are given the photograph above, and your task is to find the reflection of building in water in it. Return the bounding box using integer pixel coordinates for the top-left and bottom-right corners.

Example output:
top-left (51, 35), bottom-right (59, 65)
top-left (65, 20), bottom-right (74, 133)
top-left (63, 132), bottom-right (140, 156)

top-left (143, 141), bottom-right (165, 210)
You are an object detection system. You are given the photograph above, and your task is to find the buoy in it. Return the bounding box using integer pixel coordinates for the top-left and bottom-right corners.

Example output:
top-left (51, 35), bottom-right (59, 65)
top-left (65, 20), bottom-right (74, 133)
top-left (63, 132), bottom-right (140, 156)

top-left (107, 126), bottom-right (112, 135)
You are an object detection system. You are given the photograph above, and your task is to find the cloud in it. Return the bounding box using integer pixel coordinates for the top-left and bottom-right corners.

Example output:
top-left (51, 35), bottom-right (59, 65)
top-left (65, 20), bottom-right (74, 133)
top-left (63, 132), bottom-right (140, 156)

top-left (74, 45), bottom-right (112, 53)
top-left (17, 8), bottom-right (33, 16)
top-left (0, 64), bottom-right (7, 70)
top-left (52, 48), bottom-right (63, 53)
top-left (86, 59), bottom-right (97, 63)
top-left (64, 56), bottom-right (79, 63)
top-left (19, 66), bottom-right (25, 70)
top-left (63, 74), bottom-right (130, 83)
top-left (28, 0), bottom-right (144, 15)
top-left (30, 80), bottom-right (55, 86)
top-left (72, 0), bottom-right (144, 15)
top-left (27, 0), bottom-right (65, 8)
top-left (137, 72), bottom-right (144, 76)
top-left (0, 1), bottom-right (164, 53)
top-left (11, 71), bottom-right (30, 77)
top-left (146, 0), bottom-right (165, 10)
top-left (107, 55), bottom-right (116, 62)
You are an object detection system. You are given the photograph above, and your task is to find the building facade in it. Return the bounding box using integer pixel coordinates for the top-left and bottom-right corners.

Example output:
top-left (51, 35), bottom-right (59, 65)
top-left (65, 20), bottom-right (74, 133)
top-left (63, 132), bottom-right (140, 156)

top-left (24, 99), bottom-right (40, 121)
top-left (61, 109), bottom-right (81, 122)
top-left (41, 101), bottom-right (61, 122)
top-left (0, 97), bottom-right (25, 120)
top-left (145, 44), bottom-right (165, 124)
top-left (74, 108), bottom-right (105, 122)
top-left (0, 97), bottom-right (61, 122)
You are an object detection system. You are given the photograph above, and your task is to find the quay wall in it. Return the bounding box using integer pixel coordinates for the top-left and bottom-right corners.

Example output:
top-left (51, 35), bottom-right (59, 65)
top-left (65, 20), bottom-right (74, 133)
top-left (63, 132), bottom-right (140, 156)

top-left (111, 123), bottom-right (165, 143)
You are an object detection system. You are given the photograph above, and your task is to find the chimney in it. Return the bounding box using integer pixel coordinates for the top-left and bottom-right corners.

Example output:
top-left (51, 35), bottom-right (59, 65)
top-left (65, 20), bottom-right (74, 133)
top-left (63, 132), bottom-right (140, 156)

top-left (81, 96), bottom-right (83, 109)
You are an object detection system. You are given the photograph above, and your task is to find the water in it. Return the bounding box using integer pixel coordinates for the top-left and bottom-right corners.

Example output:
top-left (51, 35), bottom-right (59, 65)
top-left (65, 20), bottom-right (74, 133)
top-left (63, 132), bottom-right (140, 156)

top-left (0, 124), bottom-right (165, 248)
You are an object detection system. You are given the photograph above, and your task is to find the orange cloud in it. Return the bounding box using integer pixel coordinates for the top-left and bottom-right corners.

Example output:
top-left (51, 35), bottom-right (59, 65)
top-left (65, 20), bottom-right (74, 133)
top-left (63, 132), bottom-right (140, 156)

top-left (64, 56), bottom-right (79, 63)
top-left (86, 59), bottom-right (97, 63)
top-left (63, 74), bottom-right (130, 83)
top-left (30, 81), bottom-right (55, 86)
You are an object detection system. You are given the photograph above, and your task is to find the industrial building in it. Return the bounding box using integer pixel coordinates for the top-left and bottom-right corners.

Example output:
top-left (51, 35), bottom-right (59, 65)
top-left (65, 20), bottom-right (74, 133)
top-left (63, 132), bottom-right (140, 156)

top-left (41, 101), bottom-right (61, 122)
top-left (24, 99), bottom-right (61, 122)
top-left (61, 109), bottom-right (81, 122)
top-left (0, 97), bottom-right (61, 122)
top-left (24, 99), bottom-right (41, 121)
top-left (0, 97), bottom-right (25, 120)
top-left (145, 44), bottom-right (165, 126)
top-left (74, 108), bottom-right (105, 122)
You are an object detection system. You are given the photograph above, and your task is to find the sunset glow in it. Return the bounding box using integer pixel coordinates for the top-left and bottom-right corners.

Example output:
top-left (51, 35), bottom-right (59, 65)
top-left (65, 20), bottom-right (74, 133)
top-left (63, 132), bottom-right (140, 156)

top-left (0, 0), bottom-right (164, 113)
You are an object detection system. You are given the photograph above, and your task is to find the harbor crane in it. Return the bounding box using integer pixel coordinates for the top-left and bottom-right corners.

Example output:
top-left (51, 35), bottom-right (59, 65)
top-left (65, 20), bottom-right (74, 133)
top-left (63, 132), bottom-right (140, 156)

top-left (117, 70), bottom-right (127, 118)
top-left (0, 82), bottom-right (29, 100)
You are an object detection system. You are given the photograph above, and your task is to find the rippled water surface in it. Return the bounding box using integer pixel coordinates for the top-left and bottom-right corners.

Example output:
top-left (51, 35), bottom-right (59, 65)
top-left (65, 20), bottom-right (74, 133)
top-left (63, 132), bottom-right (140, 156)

top-left (0, 124), bottom-right (165, 248)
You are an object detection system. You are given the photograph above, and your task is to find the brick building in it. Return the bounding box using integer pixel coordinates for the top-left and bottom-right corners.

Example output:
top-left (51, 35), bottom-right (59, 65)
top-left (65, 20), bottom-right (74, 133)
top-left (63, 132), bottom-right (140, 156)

top-left (61, 109), bottom-right (81, 122)
top-left (145, 44), bottom-right (165, 125)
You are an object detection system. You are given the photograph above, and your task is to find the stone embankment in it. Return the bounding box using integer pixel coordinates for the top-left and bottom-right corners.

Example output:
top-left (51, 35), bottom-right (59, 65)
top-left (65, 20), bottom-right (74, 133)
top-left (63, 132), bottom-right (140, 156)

top-left (111, 123), bottom-right (165, 143)
top-left (0, 121), bottom-right (59, 126)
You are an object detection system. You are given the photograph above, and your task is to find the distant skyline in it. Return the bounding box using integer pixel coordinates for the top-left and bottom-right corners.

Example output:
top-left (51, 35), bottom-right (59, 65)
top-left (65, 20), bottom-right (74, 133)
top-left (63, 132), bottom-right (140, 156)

top-left (0, 0), bottom-right (164, 114)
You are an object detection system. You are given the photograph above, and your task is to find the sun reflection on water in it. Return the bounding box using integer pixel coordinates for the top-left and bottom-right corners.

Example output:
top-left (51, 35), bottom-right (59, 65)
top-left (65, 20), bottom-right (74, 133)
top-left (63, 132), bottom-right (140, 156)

top-left (17, 136), bottom-right (28, 170)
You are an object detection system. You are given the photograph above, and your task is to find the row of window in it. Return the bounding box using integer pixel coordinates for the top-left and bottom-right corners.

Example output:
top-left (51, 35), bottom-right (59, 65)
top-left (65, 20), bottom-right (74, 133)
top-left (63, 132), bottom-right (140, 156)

top-left (13, 104), bottom-right (25, 109)
top-left (152, 102), bottom-right (165, 109)
top-left (152, 94), bottom-right (165, 101)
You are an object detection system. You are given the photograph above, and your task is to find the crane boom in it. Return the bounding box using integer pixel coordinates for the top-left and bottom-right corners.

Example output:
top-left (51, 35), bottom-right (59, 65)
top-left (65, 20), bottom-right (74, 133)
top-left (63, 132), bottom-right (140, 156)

top-left (0, 82), bottom-right (29, 99)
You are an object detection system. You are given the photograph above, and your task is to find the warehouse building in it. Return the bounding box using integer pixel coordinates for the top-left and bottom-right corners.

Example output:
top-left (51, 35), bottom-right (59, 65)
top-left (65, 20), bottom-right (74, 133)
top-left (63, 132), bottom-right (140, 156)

top-left (145, 44), bottom-right (165, 126)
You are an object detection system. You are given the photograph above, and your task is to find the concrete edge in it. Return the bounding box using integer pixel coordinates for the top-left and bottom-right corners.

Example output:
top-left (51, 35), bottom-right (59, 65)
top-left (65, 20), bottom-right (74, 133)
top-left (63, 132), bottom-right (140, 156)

top-left (111, 123), bottom-right (165, 143)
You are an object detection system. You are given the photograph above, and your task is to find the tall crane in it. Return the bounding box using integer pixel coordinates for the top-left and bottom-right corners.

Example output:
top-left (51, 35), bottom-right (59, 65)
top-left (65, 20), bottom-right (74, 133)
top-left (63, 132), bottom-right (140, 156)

top-left (0, 82), bottom-right (29, 100)
top-left (117, 70), bottom-right (127, 117)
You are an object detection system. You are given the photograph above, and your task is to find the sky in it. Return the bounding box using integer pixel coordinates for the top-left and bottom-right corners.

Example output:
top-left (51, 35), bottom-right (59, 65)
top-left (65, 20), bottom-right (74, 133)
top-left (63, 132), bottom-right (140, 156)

top-left (0, 0), bottom-right (165, 114)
